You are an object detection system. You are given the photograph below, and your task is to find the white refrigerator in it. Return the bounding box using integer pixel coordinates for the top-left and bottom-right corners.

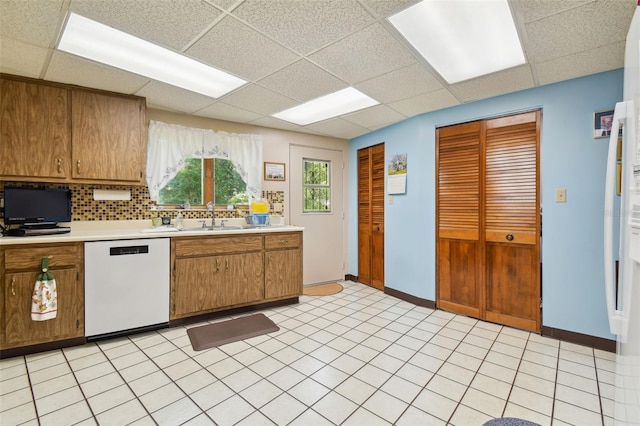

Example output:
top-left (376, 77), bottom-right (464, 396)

top-left (604, 3), bottom-right (640, 425)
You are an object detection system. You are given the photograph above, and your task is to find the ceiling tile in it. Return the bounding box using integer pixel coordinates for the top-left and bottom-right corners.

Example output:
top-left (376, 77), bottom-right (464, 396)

top-left (342, 104), bottom-right (406, 130)
top-left (0, 38), bottom-right (49, 78)
top-left (449, 65), bottom-right (535, 103)
top-left (205, 0), bottom-right (240, 12)
top-left (309, 22), bottom-right (415, 84)
top-left (535, 41), bottom-right (625, 86)
top-left (249, 116), bottom-right (313, 133)
top-left (187, 15), bottom-right (299, 81)
top-left (232, 0), bottom-right (374, 55)
top-left (69, 0), bottom-right (223, 51)
top-left (355, 63), bottom-right (444, 103)
top-left (358, 0), bottom-right (421, 18)
top-left (136, 81), bottom-right (216, 114)
top-left (305, 118), bottom-right (369, 140)
top-left (525, 0), bottom-right (634, 63)
top-left (515, 0), bottom-right (593, 24)
top-left (257, 60), bottom-right (347, 102)
top-left (0, 0), bottom-right (65, 47)
top-left (196, 102), bottom-right (263, 124)
top-left (221, 84), bottom-right (297, 116)
top-left (44, 51), bottom-right (150, 94)
top-left (389, 89), bottom-right (460, 118)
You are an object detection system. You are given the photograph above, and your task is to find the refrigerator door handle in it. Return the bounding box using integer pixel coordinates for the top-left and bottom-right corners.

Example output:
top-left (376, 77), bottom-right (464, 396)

top-left (604, 101), bottom-right (632, 339)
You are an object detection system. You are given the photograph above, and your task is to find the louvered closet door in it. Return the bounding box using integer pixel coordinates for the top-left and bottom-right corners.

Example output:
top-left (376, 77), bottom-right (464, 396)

top-left (358, 143), bottom-right (385, 290)
top-left (358, 148), bottom-right (372, 286)
top-left (484, 112), bottom-right (540, 331)
top-left (371, 144), bottom-right (385, 290)
top-left (436, 122), bottom-right (482, 318)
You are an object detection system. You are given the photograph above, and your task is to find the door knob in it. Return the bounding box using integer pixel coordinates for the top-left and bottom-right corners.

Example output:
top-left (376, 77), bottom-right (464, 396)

top-left (506, 234), bottom-right (514, 241)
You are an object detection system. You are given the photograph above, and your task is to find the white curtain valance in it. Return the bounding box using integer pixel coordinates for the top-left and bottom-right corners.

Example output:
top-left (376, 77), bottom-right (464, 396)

top-left (146, 120), bottom-right (263, 201)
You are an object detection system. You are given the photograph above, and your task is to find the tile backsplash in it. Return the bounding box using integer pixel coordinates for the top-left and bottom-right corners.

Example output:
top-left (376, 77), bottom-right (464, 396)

top-left (0, 182), bottom-right (284, 221)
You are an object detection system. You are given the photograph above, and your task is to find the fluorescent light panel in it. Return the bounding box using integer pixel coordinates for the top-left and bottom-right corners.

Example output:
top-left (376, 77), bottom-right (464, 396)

top-left (273, 87), bottom-right (378, 126)
top-left (389, 0), bottom-right (525, 84)
top-left (58, 13), bottom-right (246, 98)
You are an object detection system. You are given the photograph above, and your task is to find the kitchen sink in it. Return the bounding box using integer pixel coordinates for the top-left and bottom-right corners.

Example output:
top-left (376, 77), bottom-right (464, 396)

top-left (179, 225), bottom-right (246, 232)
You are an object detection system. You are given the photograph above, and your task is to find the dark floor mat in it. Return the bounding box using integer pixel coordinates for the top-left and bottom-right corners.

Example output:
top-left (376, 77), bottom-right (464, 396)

top-left (187, 313), bottom-right (279, 351)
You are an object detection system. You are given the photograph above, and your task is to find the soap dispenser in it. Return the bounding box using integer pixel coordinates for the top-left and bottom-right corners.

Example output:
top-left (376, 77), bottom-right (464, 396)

top-left (176, 211), bottom-right (184, 229)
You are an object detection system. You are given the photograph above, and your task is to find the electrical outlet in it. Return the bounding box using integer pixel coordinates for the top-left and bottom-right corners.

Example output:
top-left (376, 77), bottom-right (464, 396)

top-left (389, 195), bottom-right (393, 205)
top-left (272, 202), bottom-right (283, 212)
top-left (555, 189), bottom-right (566, 203)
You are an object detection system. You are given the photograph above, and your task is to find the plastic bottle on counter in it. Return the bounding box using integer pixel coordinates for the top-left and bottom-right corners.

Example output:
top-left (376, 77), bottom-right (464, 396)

top-left (176, 211), bottom-right (184, 229)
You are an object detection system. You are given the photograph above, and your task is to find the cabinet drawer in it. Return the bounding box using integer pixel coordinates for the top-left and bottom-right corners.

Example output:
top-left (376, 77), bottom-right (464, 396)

top-left (4, 244), bottom-right (80, 270)
top-left (175, 235), bottom-right (263, 257)
top-left (265, 233), bottom-right (302, 250)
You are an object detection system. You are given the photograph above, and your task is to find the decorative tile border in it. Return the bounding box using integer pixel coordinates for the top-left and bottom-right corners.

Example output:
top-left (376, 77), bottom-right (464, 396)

top-left (0, 182), bottom-right (284, 221)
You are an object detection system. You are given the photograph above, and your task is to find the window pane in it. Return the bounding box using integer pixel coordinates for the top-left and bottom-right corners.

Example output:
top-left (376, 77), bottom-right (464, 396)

top-left (158, 157), bottom-right (203, 205)
top-left (214, 159), bottom-right (248, 205)
top-left (303, 159), bottom-right (331, 213)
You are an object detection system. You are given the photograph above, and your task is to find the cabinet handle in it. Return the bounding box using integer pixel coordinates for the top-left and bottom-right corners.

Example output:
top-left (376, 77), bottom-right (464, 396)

top-left (57, 158), bottom-right (62, 174)
top-left (506, 234), bottom-right (514, 241)
top-left (267, 255), bottom-right (271, 266)
top-left (216, 259), bottom-right (220, 272)
top-left (225, 259), bottom-right (229, 272)
top-left (11, 277), bottom-right (16, 296)
top-left (76, 160), bottom-right (81, 175)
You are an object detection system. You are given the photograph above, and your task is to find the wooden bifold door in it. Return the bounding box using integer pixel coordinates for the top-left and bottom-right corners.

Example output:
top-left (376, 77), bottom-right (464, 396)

top-left (358, 143), bottom-right (384, 290)
top-left (436, 111), bottom-right (541, 332)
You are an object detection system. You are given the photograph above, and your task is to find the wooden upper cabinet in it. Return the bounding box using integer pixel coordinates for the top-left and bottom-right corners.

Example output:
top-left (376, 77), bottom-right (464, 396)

top-left (71, 90), bottom-right (146, 184)
top-left (0, 78), bottom-right (70, 179)
top-left (0, 74), bottom-right (147, 185)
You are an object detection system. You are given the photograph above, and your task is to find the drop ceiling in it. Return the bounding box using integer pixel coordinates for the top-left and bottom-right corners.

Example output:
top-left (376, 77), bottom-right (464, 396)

top-left (0, 0), bottom-right (635, 140)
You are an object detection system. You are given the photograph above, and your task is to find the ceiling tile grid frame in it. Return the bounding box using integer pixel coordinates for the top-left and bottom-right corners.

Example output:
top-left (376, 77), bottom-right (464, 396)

top-left (0, 0), bottom-right (636, 140)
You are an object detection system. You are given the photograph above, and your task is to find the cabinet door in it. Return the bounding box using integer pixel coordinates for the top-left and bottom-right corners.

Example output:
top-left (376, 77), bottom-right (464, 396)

top-left (4, 268), bottom-right (82, 346)
top-left (265, 249), bottom-right (302, 299)
top-left (231, 252), bottom-right (264, 303)
top-left (174, 253), bottom-right (263, 316)
top-left (71, 90), bottom-right (145, 183)
top-left (174, 256), bottom-right (226, 316)
top-left (0, 79), bottom-right (70, 179)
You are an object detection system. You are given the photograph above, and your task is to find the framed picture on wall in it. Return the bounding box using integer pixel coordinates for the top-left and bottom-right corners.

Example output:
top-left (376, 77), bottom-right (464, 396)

top-left (594, 109), bottom-right (623, 138)
top-left (264, 162), bottom-right (286, 181)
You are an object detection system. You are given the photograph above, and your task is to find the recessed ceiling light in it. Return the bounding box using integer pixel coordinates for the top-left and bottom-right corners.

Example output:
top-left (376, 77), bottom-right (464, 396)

top-left (58, 12), bottom-right (246, 98)
top-left (273, 87), bottom-right (379, 126)
top-left (388, 0), bottom-right (526, 84)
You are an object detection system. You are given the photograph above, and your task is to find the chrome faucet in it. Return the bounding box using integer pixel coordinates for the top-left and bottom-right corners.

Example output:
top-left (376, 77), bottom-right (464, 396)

top-left (221, 219), bottom-right (228, 228)
top-left (206, 202), bottom-right (215, 228)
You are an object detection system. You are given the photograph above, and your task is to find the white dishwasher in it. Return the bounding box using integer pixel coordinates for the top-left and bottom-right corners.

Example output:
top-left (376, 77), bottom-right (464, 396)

top-left (84, 238), bottom-right (170, 339)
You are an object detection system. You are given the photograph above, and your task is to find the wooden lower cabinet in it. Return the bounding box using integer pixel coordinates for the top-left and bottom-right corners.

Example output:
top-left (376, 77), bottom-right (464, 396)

top-left (171, 231), bottom-right (302, 320)
top-left (265, 249), bottom-right (302, 299)
top-left (1, 243), bottom-right (84, 350)
top-left (174, 253), bottom-right (263, 316)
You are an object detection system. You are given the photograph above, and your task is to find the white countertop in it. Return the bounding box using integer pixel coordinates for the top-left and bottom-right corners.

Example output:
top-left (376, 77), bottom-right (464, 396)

top-left (0, 219), bottom-right (303, 245)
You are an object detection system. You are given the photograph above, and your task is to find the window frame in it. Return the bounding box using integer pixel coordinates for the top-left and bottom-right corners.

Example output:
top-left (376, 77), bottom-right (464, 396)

top-left (302, 158), bottom-right (332, 214)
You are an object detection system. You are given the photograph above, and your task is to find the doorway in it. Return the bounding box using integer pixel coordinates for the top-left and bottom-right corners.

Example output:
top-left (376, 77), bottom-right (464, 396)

top-left (358, 143), bottom-right (385, 290)
top-left (436, 111), bottom-right (541, 332)
top-left (290, 145), bottom-right (344, 285)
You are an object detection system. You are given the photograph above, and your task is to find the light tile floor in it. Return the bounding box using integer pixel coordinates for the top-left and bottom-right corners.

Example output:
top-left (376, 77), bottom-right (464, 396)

top-left (0, 281), bottom-right (617, 425)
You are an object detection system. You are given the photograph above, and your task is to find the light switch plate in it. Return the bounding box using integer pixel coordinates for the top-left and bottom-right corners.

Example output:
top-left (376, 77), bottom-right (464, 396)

top-left (555, 189), bottom-right (566, 203)
top-left (389, 195), bottom-right (393, 205)
top-left (272, 202), bottom-right (283, 212)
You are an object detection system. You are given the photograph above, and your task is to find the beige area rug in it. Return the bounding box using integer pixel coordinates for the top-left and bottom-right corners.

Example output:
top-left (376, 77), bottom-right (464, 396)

top-left (187, 313), bottom-right (279, 351)
top-left (303, 282), bottom-right (344, 296)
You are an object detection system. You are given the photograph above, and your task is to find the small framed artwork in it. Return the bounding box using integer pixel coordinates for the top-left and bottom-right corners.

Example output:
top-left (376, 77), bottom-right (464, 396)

top-left (593, 109), bottom-right (623, 138)
top-left (264, 162), bottom-right (286, 181)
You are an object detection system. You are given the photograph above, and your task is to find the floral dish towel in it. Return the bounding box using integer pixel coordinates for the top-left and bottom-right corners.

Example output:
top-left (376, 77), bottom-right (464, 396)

top-left (31, 257), bottom-right (57, 321)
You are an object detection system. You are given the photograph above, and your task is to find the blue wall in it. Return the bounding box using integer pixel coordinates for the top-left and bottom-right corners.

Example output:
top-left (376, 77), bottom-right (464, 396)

top-left (349, 69), bottom-right (623, 340)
